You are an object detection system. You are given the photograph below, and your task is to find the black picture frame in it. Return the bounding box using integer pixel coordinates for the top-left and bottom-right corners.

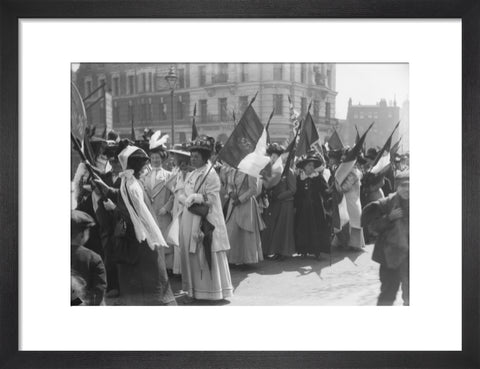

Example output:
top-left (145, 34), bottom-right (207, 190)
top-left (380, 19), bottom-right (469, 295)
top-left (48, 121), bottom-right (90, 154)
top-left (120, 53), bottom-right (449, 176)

top-left (1, 1), bottom-right (479, 368)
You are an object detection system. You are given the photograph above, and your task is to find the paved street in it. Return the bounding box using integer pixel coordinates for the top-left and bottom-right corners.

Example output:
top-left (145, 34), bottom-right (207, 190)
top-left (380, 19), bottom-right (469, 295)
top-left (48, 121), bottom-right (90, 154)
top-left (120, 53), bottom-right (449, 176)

top-left (108, 244), bottom-right (399, 306)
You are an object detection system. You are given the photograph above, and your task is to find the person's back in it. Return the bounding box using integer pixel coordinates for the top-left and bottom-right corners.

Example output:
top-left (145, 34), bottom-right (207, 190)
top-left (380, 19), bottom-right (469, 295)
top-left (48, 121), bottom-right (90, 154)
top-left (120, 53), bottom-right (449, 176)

top-left (71, 244), bottom-right (107, 305)
top-left (71, 210), bottom-right (107, 306)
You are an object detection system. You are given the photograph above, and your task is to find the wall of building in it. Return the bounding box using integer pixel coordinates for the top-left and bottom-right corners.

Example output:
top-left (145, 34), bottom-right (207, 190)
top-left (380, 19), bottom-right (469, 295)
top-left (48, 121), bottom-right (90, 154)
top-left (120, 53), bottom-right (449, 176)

top-left (75, 63), bottom-right (338, 145)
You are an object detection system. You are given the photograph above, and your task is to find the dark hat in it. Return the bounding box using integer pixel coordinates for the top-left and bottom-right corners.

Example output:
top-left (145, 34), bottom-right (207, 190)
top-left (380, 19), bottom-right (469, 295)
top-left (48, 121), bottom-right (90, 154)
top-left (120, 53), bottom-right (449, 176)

top-left (189, 135), bottom-right (215, 153)
top-left (357, 153), bottom-right (368, 165)
top-left (365, 148), bottom-right (378, 161)
top-left (328, 148), bottom-right (343, 160)
top-left (266, 143), bottom-right (285, 156)
top-left (71, 210), bottom-right (96, 233)
top-left (296, 151), bottom-right (323, 169)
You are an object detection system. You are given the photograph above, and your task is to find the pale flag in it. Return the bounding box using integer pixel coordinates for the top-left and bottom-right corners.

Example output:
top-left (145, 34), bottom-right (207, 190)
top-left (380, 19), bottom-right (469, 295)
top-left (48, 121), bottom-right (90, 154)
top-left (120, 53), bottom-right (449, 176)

top-left (237, 128), bottom-right (271, 178)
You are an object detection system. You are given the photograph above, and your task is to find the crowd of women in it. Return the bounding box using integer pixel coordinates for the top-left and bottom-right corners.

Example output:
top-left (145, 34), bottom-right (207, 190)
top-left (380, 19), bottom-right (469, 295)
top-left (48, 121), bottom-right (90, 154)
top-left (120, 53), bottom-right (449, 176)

top-left (71, 129), bottom-right (409, 306)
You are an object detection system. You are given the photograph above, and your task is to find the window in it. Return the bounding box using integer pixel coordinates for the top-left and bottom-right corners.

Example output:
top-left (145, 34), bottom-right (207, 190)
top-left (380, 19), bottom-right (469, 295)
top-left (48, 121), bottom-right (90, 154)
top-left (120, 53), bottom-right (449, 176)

top-left (178, 68), bottom-right (185, 89)
top-left (98, 77), bottom-right (106, 97)
top-left (301, 97), bottom-right (307, 117)
top-left (327, 70), bottom-right (332, 88)
top-left (215, 64), bottom-right (228, 83)
top-left (128, 75), bottom-right (135, 95)
top-left (367, 112), bottom-right (372, 119)
top-left (176, 96), bottom-right (185, 120)
top-left (159, 98), bottom-right (167, 121)
top-left (353, 112), bottom-right (359, 119)
top-left (313, 100), bottom-right (320, 117)
top-left (240, 64), bottom-right (248, 82)
top-left (388, 112), bottom-right (393, 118)
top-left (199, 99), bottom-right (208, 122)
top-left (273, 64), bottom-right (283, 80)
top-left (239, 96), bottom-right (249, 114)
top-left (359, 111), bottom-right (364, 119)
top-left (219, 98), bottom-right (228, 121)
top-left (373, 111), bottom-right (379, 119)
top-left (315, 71), bottom-right (324, 86)
top-left (142, 73), bottom-right (147, 92)
top-left (301, 64), bottom-right (307, 83)
top-left (325, 102), bottom-right (331, 119)
top-left (113, 102), bottom-right (120, 124)
top-left (85, 79), bottom-right (92, 96)
top-left (112, 76), bottom-right (120, 96)
top-left (141, 101), bottom-right (147, 122)
top-left (273, 94), bottom-right (283, 115)
top-left (199, 66), bottom-right (206, 86)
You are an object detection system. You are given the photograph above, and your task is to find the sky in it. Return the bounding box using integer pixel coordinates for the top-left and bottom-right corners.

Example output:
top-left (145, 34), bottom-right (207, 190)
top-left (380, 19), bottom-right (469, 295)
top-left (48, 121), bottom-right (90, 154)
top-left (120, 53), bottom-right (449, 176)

top-left (335, 63), bottom-right (409, 120)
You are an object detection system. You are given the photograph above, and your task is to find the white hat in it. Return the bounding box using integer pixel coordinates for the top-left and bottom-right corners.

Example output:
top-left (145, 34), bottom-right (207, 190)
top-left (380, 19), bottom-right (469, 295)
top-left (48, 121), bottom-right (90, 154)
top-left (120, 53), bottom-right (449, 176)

top-left (118, 145), bottom-right (147, 171)
top-left (149, 130), bottom-right (169, 151)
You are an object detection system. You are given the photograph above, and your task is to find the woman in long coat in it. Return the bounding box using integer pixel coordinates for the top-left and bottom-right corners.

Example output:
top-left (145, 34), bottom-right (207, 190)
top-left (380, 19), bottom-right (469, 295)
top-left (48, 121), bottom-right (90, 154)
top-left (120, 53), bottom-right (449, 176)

top-left (94, 141), bottom-right (176, 306)
top-left (179, 136), bottom-right (233, 301)
top-left (294, 152), bottom-right (331, 258)
top-left (225, 169), bottom-right (264, 265)
top-left (261, 144), bottom-right (296, 260)
top-left (142, 131), bottom-right (174, 270)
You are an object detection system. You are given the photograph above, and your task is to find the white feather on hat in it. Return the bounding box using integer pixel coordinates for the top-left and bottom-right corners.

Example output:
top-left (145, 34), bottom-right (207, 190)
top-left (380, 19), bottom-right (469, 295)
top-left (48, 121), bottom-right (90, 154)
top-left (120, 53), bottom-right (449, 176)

top-left (149, 130), bottom-right (169, 151)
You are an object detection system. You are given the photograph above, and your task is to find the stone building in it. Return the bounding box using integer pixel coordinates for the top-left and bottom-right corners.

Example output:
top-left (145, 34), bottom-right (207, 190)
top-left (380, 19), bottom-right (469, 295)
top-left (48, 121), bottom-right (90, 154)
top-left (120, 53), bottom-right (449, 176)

top-left (74, 63), bottom-right (338, 144)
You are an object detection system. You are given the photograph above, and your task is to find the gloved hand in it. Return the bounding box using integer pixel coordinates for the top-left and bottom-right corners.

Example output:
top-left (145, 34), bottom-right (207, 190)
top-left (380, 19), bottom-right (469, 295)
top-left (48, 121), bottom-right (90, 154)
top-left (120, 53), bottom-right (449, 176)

top-left (185, 193), bottom-right (204, 208)
top-left (103, 198), bottom-right (117, 211)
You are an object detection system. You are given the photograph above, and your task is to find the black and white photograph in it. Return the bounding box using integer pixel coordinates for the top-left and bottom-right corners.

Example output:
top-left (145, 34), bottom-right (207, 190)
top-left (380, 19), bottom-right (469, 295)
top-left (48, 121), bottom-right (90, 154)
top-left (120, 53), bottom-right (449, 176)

top-left (71, 62), bottom-right (409, 307)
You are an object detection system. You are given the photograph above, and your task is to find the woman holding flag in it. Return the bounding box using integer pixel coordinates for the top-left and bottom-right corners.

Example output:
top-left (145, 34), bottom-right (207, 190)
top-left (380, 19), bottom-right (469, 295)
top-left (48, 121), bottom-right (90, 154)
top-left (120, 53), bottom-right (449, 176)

top-left (225, 169), bottom-right (264, 266)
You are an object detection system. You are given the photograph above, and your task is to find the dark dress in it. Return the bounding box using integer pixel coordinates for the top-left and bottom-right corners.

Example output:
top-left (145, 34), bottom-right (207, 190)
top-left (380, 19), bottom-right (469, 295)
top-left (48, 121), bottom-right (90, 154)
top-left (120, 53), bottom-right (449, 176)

top-left (261, 169), bottom-right (296, 257)
top-left (294, 173), bottom-right (331, 257)
top-left (112, 188), bottom-right (176, 306)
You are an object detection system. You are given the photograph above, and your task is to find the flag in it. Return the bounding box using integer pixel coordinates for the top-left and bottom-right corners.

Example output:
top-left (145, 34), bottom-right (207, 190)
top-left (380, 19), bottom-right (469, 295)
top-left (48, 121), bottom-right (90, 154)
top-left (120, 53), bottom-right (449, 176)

top-left (335, 122), bottom-right (374, 185)
top-left (217, 97), bottom-right (268, 178)
top-left (355, 125), bottom-right (360, 145)
top-left (370, 121), bottom-right (400, 174)
top-left (191, 103), bottom-right (198, 141)
top-left (281, 119), bottom-right (303, 177)
top-left (296, 112), bottom-right (320, 157)
top-left (328, 129), bottom-right (344, 151)
top-left (390, 137), bottom-right (402, 157)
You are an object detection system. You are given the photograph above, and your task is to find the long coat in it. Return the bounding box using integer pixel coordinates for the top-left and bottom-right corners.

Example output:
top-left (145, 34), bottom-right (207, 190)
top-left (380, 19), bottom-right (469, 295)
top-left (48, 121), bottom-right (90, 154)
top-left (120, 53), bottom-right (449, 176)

top-left (294, 172), bottom-right (331, 256)
top-left (225, 170), bottom-right (264, 264)
top-left (261, 169), bottom-right (297, 257)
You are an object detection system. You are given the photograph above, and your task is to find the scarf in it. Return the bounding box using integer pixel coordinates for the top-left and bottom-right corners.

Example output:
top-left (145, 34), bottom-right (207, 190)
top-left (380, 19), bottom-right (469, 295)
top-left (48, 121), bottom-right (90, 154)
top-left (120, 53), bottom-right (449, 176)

top-left (119, 170), bottom-right (168, 250)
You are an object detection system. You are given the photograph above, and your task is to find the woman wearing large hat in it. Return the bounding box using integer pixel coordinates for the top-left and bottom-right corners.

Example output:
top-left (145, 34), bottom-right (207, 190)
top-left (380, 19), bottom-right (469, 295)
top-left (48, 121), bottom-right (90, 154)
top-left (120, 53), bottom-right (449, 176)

top-left (142, 131), bottom-right (175, 271)
top-left (164, 143), bottom-right (192, 275)
top-left (179, 135), bottom-right (233, 301)
top-left (294, 151), bottom-right (331, 258)
top-left (261, 143), bottom-right (296, 260)
top-left (93, 140), bottom-right (176, 305)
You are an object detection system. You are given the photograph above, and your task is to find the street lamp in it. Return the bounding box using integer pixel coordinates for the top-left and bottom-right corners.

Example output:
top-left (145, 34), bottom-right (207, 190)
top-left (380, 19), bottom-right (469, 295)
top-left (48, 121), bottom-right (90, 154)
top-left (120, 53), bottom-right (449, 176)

top-left (165, 65), bottom-right (178, 146)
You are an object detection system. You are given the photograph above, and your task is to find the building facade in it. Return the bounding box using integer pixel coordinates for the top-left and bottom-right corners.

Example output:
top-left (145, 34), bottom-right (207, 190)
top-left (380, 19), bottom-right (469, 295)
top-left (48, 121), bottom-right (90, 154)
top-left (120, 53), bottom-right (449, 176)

top-left (343, 98), bottom-right (401, 149)
top-left (74, 63), bottom-right (338, 144)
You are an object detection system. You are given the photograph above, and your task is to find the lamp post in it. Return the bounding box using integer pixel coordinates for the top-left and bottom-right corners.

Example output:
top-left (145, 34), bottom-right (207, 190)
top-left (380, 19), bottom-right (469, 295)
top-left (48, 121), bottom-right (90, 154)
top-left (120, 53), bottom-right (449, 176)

top-left (165, 65), bottom-right (178, 146)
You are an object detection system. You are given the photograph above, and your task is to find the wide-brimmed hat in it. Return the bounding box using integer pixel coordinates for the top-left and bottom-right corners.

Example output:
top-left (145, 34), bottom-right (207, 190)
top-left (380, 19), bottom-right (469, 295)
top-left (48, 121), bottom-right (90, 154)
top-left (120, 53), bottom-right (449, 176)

top-left (169, 143), bottom-right (191, 157)
top-left (365, 148), bottom-right (378, 161)
top-left (188, 135), bottom-right (215, 153)
top-left (296, 151), bottom-right (323, 169)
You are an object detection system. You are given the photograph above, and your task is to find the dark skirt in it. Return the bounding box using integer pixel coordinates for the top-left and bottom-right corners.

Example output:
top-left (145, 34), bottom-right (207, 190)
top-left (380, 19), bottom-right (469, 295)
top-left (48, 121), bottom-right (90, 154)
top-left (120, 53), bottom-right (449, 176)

top-left (261, 199), bottom-right (296, 257)
top-left (117, 241), bottom-right (176, 306)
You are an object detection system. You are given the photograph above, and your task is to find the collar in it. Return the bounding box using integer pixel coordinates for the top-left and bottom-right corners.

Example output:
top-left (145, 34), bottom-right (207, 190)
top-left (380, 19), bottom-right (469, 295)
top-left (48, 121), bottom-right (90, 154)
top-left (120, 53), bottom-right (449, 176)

top-left (300, 171), bottom-right (320, 180)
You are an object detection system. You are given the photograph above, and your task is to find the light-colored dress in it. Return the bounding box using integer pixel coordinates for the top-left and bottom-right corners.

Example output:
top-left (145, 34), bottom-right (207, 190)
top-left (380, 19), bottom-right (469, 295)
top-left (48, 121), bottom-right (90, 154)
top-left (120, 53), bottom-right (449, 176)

top-left (165, 167), bottom-right (189, 274)
top-left (142, 167), bottom-right (174, 268)
top-left (225, 170), bottom-right (264, 265)
top-left (340, 167), bottom-right (365, 249)
top-left (179, 164), bottom-right (234, 300)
